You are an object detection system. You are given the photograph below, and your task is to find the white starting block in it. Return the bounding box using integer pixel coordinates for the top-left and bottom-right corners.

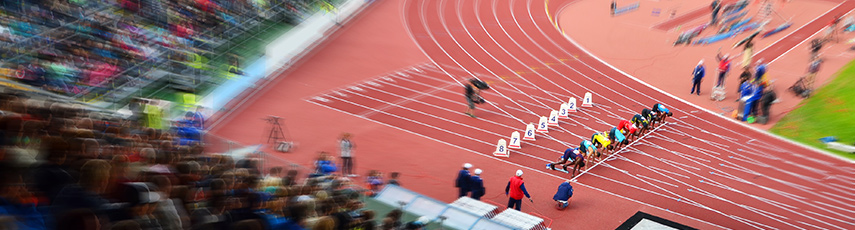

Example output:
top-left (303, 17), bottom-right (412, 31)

top-left (567, 98), bottom-right (577, 112)
top-left (508, 131), bottom-right (521, 149)
top-left (581, 92), bottom-right (593, 107)
top-left (827, 142), bottom-right (855, 153)
top-left (537, 116), bottom-right (549, 133)
top-left (557, 103), bottom-right (569, 119)
top-left (523, 124), bottom-right (536, 141)
top-left (547, 110), bottom-right (559, 126)
top-left (711, 86), bottom-right (726, 101)
top-left (494, 139), bottom-right (510, 157)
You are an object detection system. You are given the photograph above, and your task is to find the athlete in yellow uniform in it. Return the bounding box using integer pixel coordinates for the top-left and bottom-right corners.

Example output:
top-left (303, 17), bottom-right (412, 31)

top-left (591, 132), bottom-right (611, 160)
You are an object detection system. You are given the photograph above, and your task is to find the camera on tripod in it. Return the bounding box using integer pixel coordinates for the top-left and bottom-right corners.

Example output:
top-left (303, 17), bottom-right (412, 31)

top-left (264, 116), bottom-right (294, 153)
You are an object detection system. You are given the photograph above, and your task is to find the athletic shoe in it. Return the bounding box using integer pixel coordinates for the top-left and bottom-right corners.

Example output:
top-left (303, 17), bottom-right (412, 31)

top-left (546, 163), bottom-right (552, 170)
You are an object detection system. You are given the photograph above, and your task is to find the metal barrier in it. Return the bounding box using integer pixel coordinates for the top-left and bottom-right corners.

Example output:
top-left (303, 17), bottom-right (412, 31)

top-left (373, 185), bottom-right (519, 230)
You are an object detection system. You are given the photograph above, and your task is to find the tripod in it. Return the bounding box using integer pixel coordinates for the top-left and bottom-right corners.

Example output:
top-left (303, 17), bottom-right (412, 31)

top-left (264, 116), bottom-right (287, 144)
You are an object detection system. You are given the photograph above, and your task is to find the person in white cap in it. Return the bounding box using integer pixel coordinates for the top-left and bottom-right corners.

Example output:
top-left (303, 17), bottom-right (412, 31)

top-left (505, 169), bottom-right (532, 211)
top-left (692, 59), bottom-right (705, 96)
top-left (455, 163), bottom-right (473, 197)
top-left (470, 169), bottom-right (485, 200)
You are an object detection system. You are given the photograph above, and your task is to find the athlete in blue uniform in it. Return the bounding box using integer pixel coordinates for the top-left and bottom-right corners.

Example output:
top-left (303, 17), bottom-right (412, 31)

top-left (651, 103), bottom-right (673, 126)
top-left (547, 148), bottom-right (584, 176)
top-left (608, 127), bottom-right (628, 150)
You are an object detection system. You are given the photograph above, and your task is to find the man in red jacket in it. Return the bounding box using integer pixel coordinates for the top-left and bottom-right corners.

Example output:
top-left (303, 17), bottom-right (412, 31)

top-left (505, 170), bottom-right (532, 211)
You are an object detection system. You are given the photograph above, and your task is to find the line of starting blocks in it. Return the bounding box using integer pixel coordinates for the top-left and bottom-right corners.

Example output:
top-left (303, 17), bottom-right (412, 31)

top-left (494, 92), bottom-right (596, 158)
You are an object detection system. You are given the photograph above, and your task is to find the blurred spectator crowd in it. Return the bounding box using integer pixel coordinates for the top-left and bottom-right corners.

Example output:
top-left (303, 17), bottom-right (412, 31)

top-left (0, 89), bottom-right (412, 230)
top-left (0, 0), bottom-right (317, 96)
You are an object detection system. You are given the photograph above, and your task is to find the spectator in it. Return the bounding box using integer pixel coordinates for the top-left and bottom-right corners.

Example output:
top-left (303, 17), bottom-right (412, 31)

top-left (0, 165), bottom-right (47, 230)
top-left (339, 133), bottom-right (355, 177)
top-left (504, 170), bottom-right (532, 211)
top-left (366, 170), bottom-right (384, 196)
top-left (455, 163), bottom-right (473, 197)
top-left (691, 59), bottom-right (705, 95)
top-left (470, 169), bottom-right (485, 200)
top-left (387, 172), bottom-right (401, 186)
top-left (52, 159), bottom-right (123, 223)
top-left (359, 210), bottom-right (377, 230)
top-left (381, 209), bottom-right (403, 230)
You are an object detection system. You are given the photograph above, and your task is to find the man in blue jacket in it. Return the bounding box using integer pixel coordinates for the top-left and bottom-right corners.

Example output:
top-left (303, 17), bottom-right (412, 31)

top-left (691, 59), bottom-right (705, 95)
top-left (455, 163), bottom-right (472, 197)
top-left (553, 180), bottom-right (574, 209)
top-left (470, 169), bottom-right (485, 200)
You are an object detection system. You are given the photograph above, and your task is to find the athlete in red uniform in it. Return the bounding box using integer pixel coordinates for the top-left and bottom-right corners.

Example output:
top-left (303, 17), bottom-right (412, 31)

top-left (617, 119), bottom-right (639, 141)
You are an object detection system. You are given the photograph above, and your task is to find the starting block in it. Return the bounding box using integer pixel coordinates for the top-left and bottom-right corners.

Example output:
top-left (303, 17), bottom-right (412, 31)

top-left (558, 103), bottom-right (570, 119)
top-left (537, 116), bottom-right (549, 133)
top-left (494, 139), bottom-right (510, 157)
top-left (508, 131), bottom-right (521, 149)
top-left (613, 2), bottom-right (640, 16)
top-left (581, 93), bottom-right (593, 107)
top-left (523, 124), bottom-right (536, 141)
top-left (548, 110), bottom-right (559, 126)
top-left (711, 86), bottom-right (726, 101)
top-left (567, 98), bottom-right (578, 112)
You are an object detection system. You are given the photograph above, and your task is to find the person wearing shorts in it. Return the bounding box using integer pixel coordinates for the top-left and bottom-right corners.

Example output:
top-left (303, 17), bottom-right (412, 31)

top-left (591, 132), bottom-right (611, 160)
top-left (578, 140), bottom-right (596, 167)
top-left (651, 103), bottom-right (673, 125)
top-left (641, 108), bottom-right (656, 126)
top-left (631, 114), bottom-right (649, 135)
top-left (547, 148), bottom-right (584, 176)
top-left (608, 127), bottom-right (627, 150)
top-left (617, 119), bottom-right (638, 140)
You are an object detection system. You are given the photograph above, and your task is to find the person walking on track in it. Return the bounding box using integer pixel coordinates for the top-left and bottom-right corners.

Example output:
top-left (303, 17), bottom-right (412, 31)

top-left (470, 169), bottom-right (485, 200)
top-left (456, 163), bottom-right (473, 197)
top-left (505, 170), bottom-right (533, 211)
top-left (339, 133), bottom-right (356, 177)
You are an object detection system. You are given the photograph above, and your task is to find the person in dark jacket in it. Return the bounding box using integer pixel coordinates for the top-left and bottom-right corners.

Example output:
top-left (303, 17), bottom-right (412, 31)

top-left (505, 170), bottom-right (532, 211)
top-left (455, 163), bottom-right (473, 197)
top-left (711, 0), bottom-right (721, 24)
top-left (470, 169), bottom-right (485, 200)
top-left (553, 181), bottom-right (574, 210)
top-left (691, 59), bottom-right (705, 95)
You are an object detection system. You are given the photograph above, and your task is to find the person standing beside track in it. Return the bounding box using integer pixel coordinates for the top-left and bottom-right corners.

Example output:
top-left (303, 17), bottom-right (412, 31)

top-left (505, 170), bottom-right (532, 211)
top-left (455, 163), bottom-right (473, 197)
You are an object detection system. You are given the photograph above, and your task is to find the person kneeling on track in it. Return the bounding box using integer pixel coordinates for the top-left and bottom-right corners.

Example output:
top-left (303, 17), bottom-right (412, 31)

top-left (547, 148), bottom-right (585, 177)
top-left (631, 114), bottom-right (650, 135)
top-left (591, 132), bottom-right (611, 160)
top-left (652, 103), bottom-right (674, 125)
top-left (617, 119), bottom-right (639, 141)
top-left (608, 127), bottom-right (628, 150)
top-left (553, 180), bottom-right (574, 210)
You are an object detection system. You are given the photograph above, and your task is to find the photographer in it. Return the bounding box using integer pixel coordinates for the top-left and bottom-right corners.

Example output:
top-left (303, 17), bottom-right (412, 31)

top-left (464, 79), bottom-right (487, 118)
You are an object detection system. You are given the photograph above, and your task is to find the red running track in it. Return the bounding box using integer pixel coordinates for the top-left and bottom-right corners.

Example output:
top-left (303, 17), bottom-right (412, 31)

top-left (302, 0), bottom-right (855, 229)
